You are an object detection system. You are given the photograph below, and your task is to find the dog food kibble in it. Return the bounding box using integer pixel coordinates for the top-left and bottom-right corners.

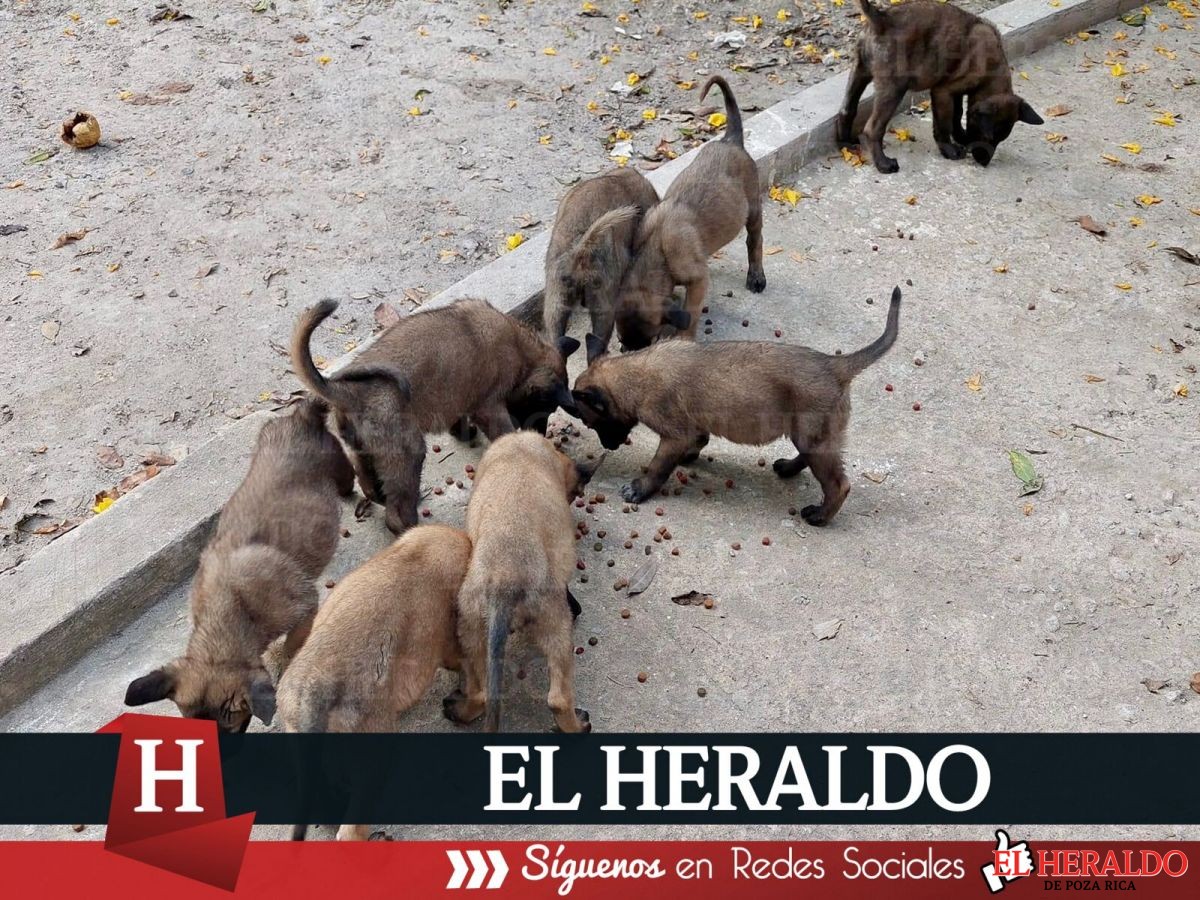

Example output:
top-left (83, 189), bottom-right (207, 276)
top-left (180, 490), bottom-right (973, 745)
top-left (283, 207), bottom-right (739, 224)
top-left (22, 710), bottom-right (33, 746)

top-left (579, 574), bottom-right (588, 583)
top-left (697, 687), bottom-right (708, 698)
top-left (637, 671), bottom-right (648, 683)
top-left (576, 560), bottom-right (586, 570)
top-left (731, 541), bottom-right (741, 551)
top-left (670, 547), bottom-right (680, 556)
top-left (456, 480), bottom-right (464, 489)
top-left (1028, 302), bottom-right (1036, 311)
top-left (607, 559), bottom-right (615, 567)
top-left (725, 478), bottom-right (734, 489)
top-left (757, 457), bottom-right (766, 467)
top-left (652, 506), bottom-right (663, 516)
top-left (624, 540), bottom-right (634, 549)
top-left (662, 530), bottom-right (672, 540)
top-left (701, 305), bottom-right (709, 314)
top-left (433, 487), bottom-right (444, 495)
top-left (703, 597), bottom-right (714, 610)
top-left (645, 545), bottom-right (653, 555)
top-left (421, 508), bottom-right (431, 517)
top-left (912, 402), bottom-right (922, 411)
top-left (72, 824), bottom-right (86, 833)
top-left (762, 536), bottom-right (771, 546)
top-left (622, 504), bottom-right (631, 513)
top-left (588, 636), bottom-right (598, 646)
top-left (325, 580), bottom-right (336, 589)
top-left (774, 328), bottom-right (782, 338)
top-left (702, 487), bottom-right (713, 495)
top-left (913, 352), bottom-right (925, 366)
top-left (741, 319), bottom-right (749, 327)
top-left (464, 464), bottom-right (474, 474)
top-left (653, 534), bottom-right (662, 543)
top-left (593, 541), bottom-right (603, 552)
top-left (431, 444), bottom-right (441, 453)
top-left (704, 327), bottom-right (713, 335)
top-left (885, 383), bottom-right (894, 392)
top-left (597, 529), bottom-right (606, 538)
top-left (574, 498), bottom-right (585, 508)
top-left (575, 646), bottom-right (584, 655)
top-left (788, 506), bottom-right (798, 516)
top-left (594, 493), bottom-right (606, 503)
top-left (675, 471), bottom-right (688, 484)
top-left (585, 504), bottom-right (595, 514)
top-left (615, 578), bottom-right (629, 591)
top-left (620, 606), bottom-right (631, 617)
top-left (444, 475), bottom-right (454, 485)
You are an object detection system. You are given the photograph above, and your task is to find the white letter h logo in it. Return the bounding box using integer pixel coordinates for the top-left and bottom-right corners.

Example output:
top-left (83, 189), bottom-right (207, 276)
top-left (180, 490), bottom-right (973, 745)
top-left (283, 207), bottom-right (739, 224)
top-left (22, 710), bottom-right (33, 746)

top-left (133, 739), bottom-right (205, 813)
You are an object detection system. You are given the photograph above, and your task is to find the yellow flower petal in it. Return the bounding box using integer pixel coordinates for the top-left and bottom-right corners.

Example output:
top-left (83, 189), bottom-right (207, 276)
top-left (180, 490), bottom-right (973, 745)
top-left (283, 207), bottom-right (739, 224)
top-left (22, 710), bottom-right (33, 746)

top-left (626, 72), bottom-right (640, 86)
top-left (408, 106), bottom-right (423, 116)
top-left (1153, 111), bottom-right (1176, 127)
top-left (505, 233), bottom-right (525, 251)
top-left (777, 8), bottom-right (792, 20)
top-left (93, 496), bottom-right (115, 514)
top-left (965, 373), bottom-right (983, 392)
top-left (1129, 216), bottom-right (1145, 227)
top-left (905, 195), bottom-right (918, 206)
top-left (642, 108), bottom-right (657, 120)
top-left (707, 112), bottom-right (727, 128)
top-left (676, 80), bottom-right (695, 90)
top-left (1174, 382), bottom-right (1189, 398)
top-left (1110, 62), bottom-right (1126, 77)
top-left (1120, 142), bottom-right (1142, 154)
top-left (693, 10), bottom-right (709, 19)
top-left (993, 264), bottom-right (1008, 274)
top-left (600, 55), bottom-right (611, 65)
top-left (1115, 282), bottom-right (1133, 290)
top-left (317, 55), bottom-right (332, 65)
top-left (840, 146), bottom-right (864, 167)
top-left (891, 127), bottom-right (914, 142)
top-left (586, 100), bottom-right (599, 111)
top-left (543, 47), bottom-right (558, 56)
top-left (1135, 194), bottom-right (1162, 207)
top-left (539, 134), bottom-right (552, 145)
top-left (106, 17), bottom-right (120, 25)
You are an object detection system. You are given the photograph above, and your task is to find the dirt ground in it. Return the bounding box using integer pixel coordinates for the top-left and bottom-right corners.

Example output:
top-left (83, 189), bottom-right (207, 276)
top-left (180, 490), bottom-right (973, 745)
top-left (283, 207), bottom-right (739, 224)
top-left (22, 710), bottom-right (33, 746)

top-left (1, 0), bottom-right (1000, 572)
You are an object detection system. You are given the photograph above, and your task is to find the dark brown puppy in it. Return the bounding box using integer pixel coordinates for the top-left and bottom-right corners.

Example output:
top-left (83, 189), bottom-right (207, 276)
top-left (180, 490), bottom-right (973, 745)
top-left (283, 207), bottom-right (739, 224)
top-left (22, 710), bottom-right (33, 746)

top-left (521, 168), bottom-right (660, 359)
top-left (292, 298), bottom-right (579, 534)
top-left (574, 288), bottom-right (900, 526)
top-left (445, 432), bottom-right (600, 733)
top-left (279, 524), bottom-right (472, 841)
top-left (837, 0), bottom-right (1043, 173)
top-left (124, 400), bottom-right (354, 731)
top-left (614, 76), bottom-right (764, 351)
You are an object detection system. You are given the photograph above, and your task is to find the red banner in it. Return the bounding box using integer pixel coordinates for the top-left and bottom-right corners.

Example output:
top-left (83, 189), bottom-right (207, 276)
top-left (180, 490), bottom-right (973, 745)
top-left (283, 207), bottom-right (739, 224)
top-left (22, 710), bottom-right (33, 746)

top-left (0, 840), bottom-right (1195, 898)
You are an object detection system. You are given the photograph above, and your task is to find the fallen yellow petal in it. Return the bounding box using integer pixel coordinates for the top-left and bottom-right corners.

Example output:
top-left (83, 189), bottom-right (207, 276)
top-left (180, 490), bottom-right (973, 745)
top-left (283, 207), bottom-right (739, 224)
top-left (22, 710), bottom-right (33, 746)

top-left (505, 233), bottom-right (525, 251)
top-left (840, 146), bottom-right (864, 167)
top-left (1044, 132), bottom-right (1067, 143)
top-left (1174, 382), bottom-right (1189, 398)
top-left (693, 10), bottom-right (709, 19)
top-left (1153, 111), bottom-right (1176, 127)
top-left (543, 47), bottom-right (558, 56)
top-left (28, 270), bottom-right (43, 279)
top-left (106, 17), bottom-right (119, 25)
top-left (586, 100), bottom-right (599, 111)
top-left (538, 134), bottom-right (552, 145)
top-left (777, 8), bottom-right (792, 20)
top-left (92, 496), bottom-right (114, 515)
top-left (600, 55), bottom-right (611, 65)
top-left (676, 80), bottom-right (695, 90)
top-left (1154, 45), bottom-right (1177, 59)
top-left (1115, 282), bottom-right (1133, 290)
top-left (317, 55), bottom-right (332, 65)
top-left (408, 106), bottom-right (423, 116)
top-left (1110, 62), bottom-right (1126, 77)
top-left (642, 108), bottom-right (657, 120)
top-left (687, 50), bottom-right (699, 62)
top-left (626, 72), bottom-right (640, 86)
top-left (891, 127), bottom-right (914, 142)
top-left (905, 195), bottom-right (918, 205)
top-left (1135, 194), bottom-right (1162, 207)
top-left (1120, 142), bottom-right (1142, 154)
top-left (1129, 216), bottom-right (1145, 227)
top-left (614, 128), bottom-right (632, 140)
top-left (994, 264), bottom-right (1008, 274)
top-left (751, 14), bottom-right (763, 29)
top-left (965, 373), bottom-right (983, 392)
top-left (708, 112), bottom-right (727, 128)
top-left (614, 155), bottom-right (629, 167)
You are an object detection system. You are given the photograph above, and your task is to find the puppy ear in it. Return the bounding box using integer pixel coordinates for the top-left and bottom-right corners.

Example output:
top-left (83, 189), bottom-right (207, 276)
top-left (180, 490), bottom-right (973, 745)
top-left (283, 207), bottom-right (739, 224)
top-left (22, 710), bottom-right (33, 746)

top-left (665, 307), bottom-right (692, 332)
top-left (584, 333), bottom-right (608, 364)
top-left (574, 452), bottom-right (607, 487)
top-left (125, 667), bottom-right (176, 706)
top-left (248, 672), bottom-right (276, 726)
top-left (1016, 98), bottom-right (1044, 126)
top-left (556, 335), bottom-right (581, 360)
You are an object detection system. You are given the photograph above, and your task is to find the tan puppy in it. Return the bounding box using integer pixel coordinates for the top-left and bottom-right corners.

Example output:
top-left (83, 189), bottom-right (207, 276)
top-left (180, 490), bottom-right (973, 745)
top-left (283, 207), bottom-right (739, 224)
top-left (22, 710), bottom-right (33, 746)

top-left (838, 0), bottom-right (1043, 173)
top-left (445, 432), bottom-right (600, 733)
top-left (279, 524), bottom-right (472, 841)
top-left (124, 400), bottom-right (354, 731)
top-left (574, 289), bottom-right (901, 526)
top-left (292, 298), bottom-right (579, 534)
top-left (615, 76), bottom-right (764, 351)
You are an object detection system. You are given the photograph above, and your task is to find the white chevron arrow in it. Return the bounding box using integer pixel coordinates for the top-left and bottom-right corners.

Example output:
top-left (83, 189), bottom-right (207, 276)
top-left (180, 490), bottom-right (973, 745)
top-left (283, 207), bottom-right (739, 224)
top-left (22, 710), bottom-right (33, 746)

top-left (445, 848), bottom-right (509, 889)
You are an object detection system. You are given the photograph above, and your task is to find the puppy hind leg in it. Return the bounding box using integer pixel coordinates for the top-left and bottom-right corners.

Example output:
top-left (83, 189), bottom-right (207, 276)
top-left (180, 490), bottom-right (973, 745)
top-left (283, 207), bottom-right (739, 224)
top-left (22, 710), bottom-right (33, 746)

top-left (620, 435), bottom-right (694, 503)
top-left (800, 443), bottom-right (850, 527)
top-left (537, 600), bottom-right (590, 733)
top-left (444, 604), bottom-right (488, 725)
top-left (861, 83), bottom-right (907, 174)
top-left (744, 200), bottom-right (766, 293)
top-left (773, 427), bottom-right (810, 479)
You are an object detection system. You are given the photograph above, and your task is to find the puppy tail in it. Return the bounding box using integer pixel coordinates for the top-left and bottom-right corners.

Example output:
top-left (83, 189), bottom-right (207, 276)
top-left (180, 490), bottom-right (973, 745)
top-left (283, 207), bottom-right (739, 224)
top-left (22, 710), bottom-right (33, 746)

top-left (484, 587), bottom-right (520, 733)
top-left (834, 286), bottom-right (901, 382)
top-left (290, 300), bottom-right (351, 407)
top-left (856, 0), bottom-right (889, 29)
top-left (509, 289), bottom-right (547, 330)
top-left (699, 76), bottom-right (744, 146)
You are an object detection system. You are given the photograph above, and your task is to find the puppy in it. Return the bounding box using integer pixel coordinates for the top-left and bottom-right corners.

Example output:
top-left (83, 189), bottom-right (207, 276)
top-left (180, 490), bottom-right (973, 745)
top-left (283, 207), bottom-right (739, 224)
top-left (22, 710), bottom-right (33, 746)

top-left (124, 400), bottom-right (354, 731)
top-left (837, 0), bottom-right (1044, 173)
top-left (279, 523), bottom-right (472, 841)
top-left (517, 169), bottom-right (660, 359)
top-left (292, 298), bottom-right (579, 534)
top-left (573, 288), bottom-right (901, 526)
top-left (614, 75), bottom-right (765, 351)
top-left (444, 432), bottom-right (601, 733)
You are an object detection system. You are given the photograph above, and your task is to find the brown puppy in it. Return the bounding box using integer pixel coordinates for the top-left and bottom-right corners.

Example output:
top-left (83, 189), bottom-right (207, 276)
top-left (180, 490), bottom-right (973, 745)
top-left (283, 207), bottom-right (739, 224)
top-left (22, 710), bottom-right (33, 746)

top-left (124, 400), bottom-right (354, 731)
top-left (292, 298), bottom-right (580, 534)
top-left (519, 169), bottom-right (660, 359)
top-left (445, 432), bottom-right (600, 733)
top-left (838, 0), bottom-right (1043, 173)
top-left (574, 288), bottom-right (901, 526)
top-left (279, 523), bottom-right (472, 841)
top-left (615, 76), bottom-right (765, 351)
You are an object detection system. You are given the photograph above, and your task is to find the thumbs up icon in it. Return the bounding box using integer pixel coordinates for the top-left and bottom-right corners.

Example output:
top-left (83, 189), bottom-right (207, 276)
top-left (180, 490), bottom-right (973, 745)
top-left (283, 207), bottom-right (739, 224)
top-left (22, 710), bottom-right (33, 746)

top-left (981, 829), bottom-right (1034, 893)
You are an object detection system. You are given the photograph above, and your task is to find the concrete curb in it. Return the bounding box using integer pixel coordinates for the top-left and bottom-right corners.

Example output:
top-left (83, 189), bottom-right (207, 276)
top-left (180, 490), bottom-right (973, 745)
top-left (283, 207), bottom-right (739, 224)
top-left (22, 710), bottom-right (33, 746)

top-left (0, 0), bottom-right (1141, 716)
top-left (0, 413), bottom-right (269, 718)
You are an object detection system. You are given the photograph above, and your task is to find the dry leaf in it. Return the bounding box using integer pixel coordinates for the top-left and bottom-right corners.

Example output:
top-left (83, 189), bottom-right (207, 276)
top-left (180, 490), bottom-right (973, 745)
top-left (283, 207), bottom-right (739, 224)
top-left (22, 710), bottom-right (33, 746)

top-left (117, 464), bottom-right (160, 494)
top-left (1164, 246), bottom-right (1200, 265)
top-left (1076, 215), bottom-right (1106, 236)
top-left (1083, 374), bottom-right (1106, 384)
top-left (965, 372), bottom-right (983, 392)
top-left (141, 451), bottom-right (176, 467)
top-left (1190, 672), bottom-right (1200, 695)
top-left (763, 246), bottom-right (784, 256)
top-left (813, 618), bottom-right (842, 641)
top-left (1141, 678), bottom-right (1169, 694)
top-left (1044, 104), bottom-right (1072, 117)
top-left (52, 229), bottom-right (89, 249)
top-left (627, 558), bottom-right (658, 596)
top-left (1173, 382), bottom-right (1189, 398)
top-left (97, 445), bottom-right (124, 469)
top-left (862, 471), bottom-right (888, 484)
top-left (41, 320), bottom-right (61, 342)
top-left (671, 590), bottom-right (714, 606)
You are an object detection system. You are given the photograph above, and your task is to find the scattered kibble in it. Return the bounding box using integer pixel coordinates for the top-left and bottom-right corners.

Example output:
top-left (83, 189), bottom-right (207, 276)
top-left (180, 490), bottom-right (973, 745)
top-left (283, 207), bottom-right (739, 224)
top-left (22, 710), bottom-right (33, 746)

top-left (885, 384), bottom-right (894, 392)
top-left (620, 606), bottom-right (631, 616)
top-left (757, 457), bottom-right (766, 467)
top-left (325, 580), bottom-right (336, 589)
top-left (576, 560), bottom-right (586, 570)
top-left (607, 559), bottom-right (615, 567)
top-left (741, 319), bottom-right (749, 327)
top-left (697, 687), bottom-right (707, 698)
top-left (637, 671), bottom-right (648, 683)
top-left (703, 597), bottom-right (714, 610)
top-left (762, 536), bottom-right (772, 546)
top-left (588, 636), bottom-right (598, 646)
top-left (597, 529), bottom-right (607, 538)
top-left (575, 646), bottom-right (584, 655)
top-left (431, 444), bottom-right (441, 453)
top-left (624, 540), bottom-right (634, 549)
top-left (421, 508), bottom-right (431, 517)
top-left (517, 668), bottom-right (527, 680)
top-left (731, 542), bottom-right (742, 551)
top-left (670, 547), bottom-right (680, 556)
top-left (774, 328), bottom-right (782, 338)
top-left (655, 506), bottom-right (664, 516)
top-left (912, 402), bottom-right (922, 411)
top-left (593, 541), bottom-right (603, 552)
top-left (725, 478), bottom-right (734, 489)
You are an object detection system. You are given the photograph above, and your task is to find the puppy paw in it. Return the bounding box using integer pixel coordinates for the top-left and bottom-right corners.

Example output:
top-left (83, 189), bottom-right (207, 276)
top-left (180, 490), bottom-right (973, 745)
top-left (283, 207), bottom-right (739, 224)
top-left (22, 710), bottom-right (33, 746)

top-left (938, 141), bottom-right (966, 160)
top-left (773, 456), bottom-right (807, 479)
top-left (620, 480), bottom-right (650, 504)
top-left (746, 270), bottom-right (767, 293)
top-left (800, 504), bottom-right (830, 527)
top-left (442, 689), bottom-right (482, 725)
top-left (874, 156), bottom-right (900, 175)
top-left (575, 708), bottom-right (593, 733)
